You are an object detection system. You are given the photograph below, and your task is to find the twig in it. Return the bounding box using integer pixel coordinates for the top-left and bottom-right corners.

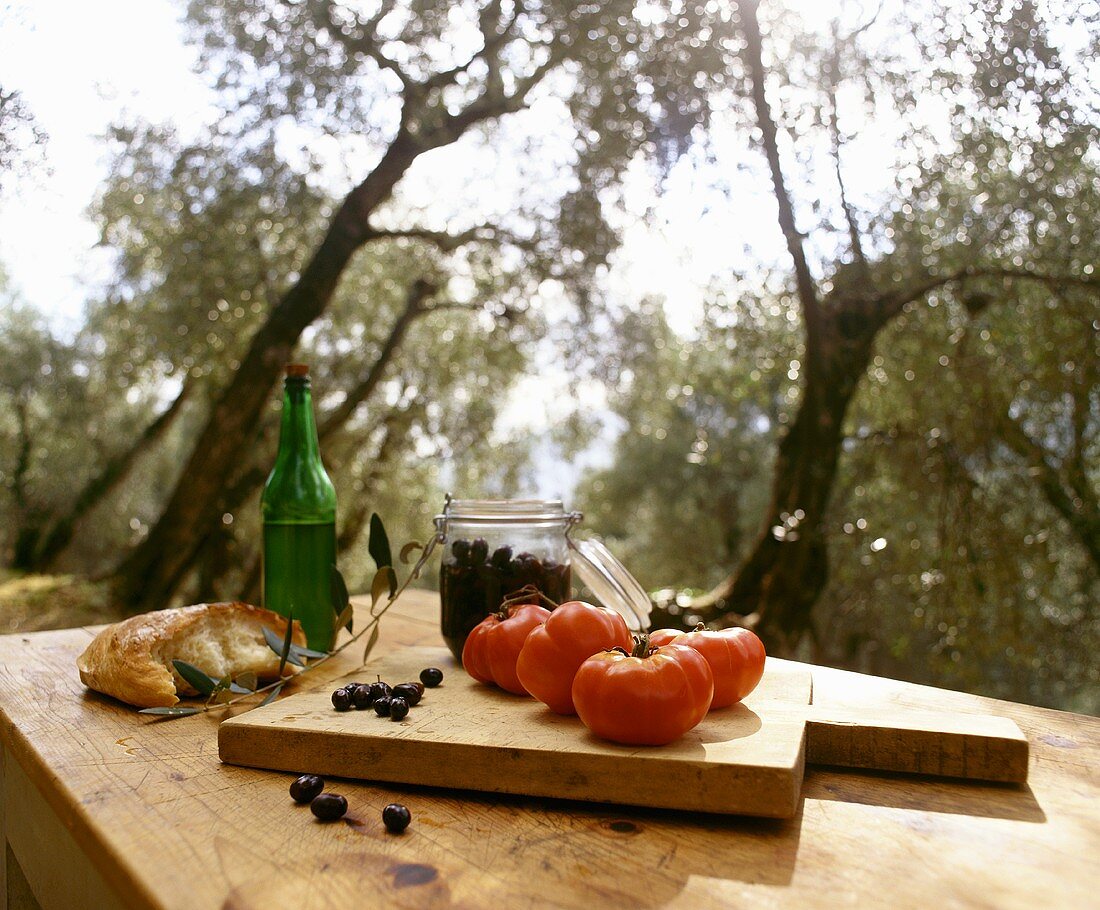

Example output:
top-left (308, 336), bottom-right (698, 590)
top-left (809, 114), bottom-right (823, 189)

top-left (208, 534), bottom-right (443, 712)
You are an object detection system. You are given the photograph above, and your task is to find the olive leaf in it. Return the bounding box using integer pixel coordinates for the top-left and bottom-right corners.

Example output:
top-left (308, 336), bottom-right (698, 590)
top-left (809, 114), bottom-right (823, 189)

top-left (399, 541), bottom-right (423, 564)
top-left (362, 624), bottom-right (380, 665)
top-left (233, 671), bottom-right (258, 693)
top-left (332, 602), bottom-right (354, 648)
top-left (262, 625), bottom-right (304, 669)
top-left (330, 564), bottom-right (351, 628)
top-left (290, 643), bottom-right (329, 660)
top-left (370, 567), bottom-right (397, 614)
top-left (260, 683), bottom-right (284, 706)
top-left (368, 514), bottom-right (394, 583)
top-left (139, 706), bottom-right (202, 717)
top-left (172, 660), bottom-right (217, 697)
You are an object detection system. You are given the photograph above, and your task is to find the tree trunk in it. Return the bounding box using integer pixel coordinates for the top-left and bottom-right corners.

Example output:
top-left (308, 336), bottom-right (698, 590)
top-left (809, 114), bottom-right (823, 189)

top-left (9, 395), bottom-right (40, 570)
top-left (113, 134), bottom-right (423, 612)
top-left (32, 379), bottom-right (193, 570)
top-left (180, 278), bottom-right (440, 603)
top-left (696, 305), bottom-right (880, 654)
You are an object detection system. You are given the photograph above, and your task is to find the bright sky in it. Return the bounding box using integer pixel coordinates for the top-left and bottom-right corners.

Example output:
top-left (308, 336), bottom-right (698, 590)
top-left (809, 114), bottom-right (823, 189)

top-left (0, 0), bottom-right (211, 335)
top-left (0, 0), bottom-right (902, 497)
top-left (0, 0), bottom-right (867, 334)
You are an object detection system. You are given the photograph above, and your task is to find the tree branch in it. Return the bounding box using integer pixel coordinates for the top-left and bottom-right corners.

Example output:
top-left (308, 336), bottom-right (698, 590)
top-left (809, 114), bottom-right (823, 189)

top-left (423, 0), bottom-right (520, 90)
top-left (965, 266), bottom-right (1100, 290)
top-left (826, 34), bottom-right (869, 279)
top-left (317, 0), bottom-right (414, 89)
top-left (35, 377), bottom-right (194, 568)
top-left (366, 225), bottom-right (482, 251)
top-left (738, 0), bottom-right (822, 339)
top-left (318, 277), bottom-right (439, 441)
top-left (877, 267), bottom-right (968, 319)
top-left (365, 222), bottom-right (538, 253)
top-left (843, 0), bottom-right (885, 41)
top-left (999, 408), bottom-right (1100, 573)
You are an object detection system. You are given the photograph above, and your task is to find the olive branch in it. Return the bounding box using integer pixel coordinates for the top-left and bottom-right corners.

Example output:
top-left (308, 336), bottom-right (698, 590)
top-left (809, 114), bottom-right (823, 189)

top-left (139, 514), bottom-right (441, 719)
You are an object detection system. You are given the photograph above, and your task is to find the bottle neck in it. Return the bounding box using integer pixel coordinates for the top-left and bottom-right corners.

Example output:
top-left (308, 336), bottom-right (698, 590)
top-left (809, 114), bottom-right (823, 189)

top-left (278, 377), bottom-right (322, 461)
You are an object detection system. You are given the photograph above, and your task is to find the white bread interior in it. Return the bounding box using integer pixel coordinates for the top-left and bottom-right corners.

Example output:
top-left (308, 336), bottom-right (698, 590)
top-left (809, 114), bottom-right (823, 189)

top-left (78, 602), bottom-right (307, 708)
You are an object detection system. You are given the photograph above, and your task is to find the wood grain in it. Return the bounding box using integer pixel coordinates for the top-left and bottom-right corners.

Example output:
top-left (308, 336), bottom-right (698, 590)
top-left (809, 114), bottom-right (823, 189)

top-left (803, 706), bottom-right (1028, 782)
top-left (220, 645), bottom-right (1027, 818)
top-left (0, 590), bottom-right (1096, 909)
top-left (219, 647), bottom-right (813, 818)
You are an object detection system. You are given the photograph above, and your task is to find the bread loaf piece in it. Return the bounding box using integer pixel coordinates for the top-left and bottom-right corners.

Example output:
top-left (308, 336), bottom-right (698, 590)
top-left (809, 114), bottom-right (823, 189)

top-left (78, 602), bottom-right (307, 708)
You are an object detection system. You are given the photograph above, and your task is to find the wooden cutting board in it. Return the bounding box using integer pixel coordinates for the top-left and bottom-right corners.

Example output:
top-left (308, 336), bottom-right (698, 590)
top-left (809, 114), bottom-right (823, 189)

top-left (218, 646), bottom-right (1028, 818)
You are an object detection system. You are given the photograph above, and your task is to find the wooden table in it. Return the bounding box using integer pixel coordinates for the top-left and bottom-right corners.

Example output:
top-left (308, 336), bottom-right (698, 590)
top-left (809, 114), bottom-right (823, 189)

top-left (0, 591), bottom-right (1096, 909)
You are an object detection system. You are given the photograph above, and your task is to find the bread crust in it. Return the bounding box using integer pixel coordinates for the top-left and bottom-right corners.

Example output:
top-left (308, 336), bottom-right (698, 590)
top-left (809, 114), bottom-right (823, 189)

top-left (77, 602), bottom-right (307, 708)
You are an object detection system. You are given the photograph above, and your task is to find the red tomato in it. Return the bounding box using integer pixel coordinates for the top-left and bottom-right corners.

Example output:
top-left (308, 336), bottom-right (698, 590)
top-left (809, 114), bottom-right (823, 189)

top-left (462, 603), bottom-right (551, 695)
top-left (668, 627), bottom-right (766, 708)
top-left (572, 643), bottom-right (714, 746)
top-left (648, 628), bottom-right (684, 648)
top-left (515, 601), bottom-right (633, 715)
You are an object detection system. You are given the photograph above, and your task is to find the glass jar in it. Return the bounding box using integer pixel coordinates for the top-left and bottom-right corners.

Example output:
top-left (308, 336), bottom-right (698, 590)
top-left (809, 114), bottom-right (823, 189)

top-left (435, 498), bottom-right (581, 659)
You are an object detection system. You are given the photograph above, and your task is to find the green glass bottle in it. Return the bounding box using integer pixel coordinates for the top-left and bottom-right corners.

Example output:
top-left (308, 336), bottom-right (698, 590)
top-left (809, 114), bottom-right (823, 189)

top-left (261, 363), bottom-right (338, 651)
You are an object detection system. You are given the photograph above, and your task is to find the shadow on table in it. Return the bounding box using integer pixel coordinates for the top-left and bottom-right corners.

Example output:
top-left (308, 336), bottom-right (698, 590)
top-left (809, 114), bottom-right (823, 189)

top-left (335, 779), bottom-right (806, 906)
top-left (803, 767), bottom-right (1047, 822)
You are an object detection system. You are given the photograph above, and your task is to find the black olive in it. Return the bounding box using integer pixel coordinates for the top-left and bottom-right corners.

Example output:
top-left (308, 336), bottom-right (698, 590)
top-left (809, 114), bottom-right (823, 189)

top-left (419, 667), bottom-right (444, 688)
top-left (490, 545), bottom-right (513, 569)
top-left (331, 688), bottom-right (352, 711)
top-left (351, 683), bottom-right (376, 709)
top-left (382, 803), bottom-right (412, 833)
top-left (451, 539), bottom-right (472, 564)
top-left (389, 696), bottom-right (409, 721)
top-left (290, 774), bottom-right (324, 803)
top-left (370, 680), bottom-right (393, 700)
top-left (310, 793), bottom-right (348, 821)
top-left (470, 538), bottom-right (489, 564)
top-left (393, 683), bottom-right (421, 706)
top-left (373, 697), bottom-right (392, 717)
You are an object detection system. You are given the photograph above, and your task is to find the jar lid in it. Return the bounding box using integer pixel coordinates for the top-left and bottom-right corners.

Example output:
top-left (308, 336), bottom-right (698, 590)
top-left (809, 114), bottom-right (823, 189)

top-left (568, 537), bottom-right (652, 632)
top-left (436, 497), bottom-right (582, 527)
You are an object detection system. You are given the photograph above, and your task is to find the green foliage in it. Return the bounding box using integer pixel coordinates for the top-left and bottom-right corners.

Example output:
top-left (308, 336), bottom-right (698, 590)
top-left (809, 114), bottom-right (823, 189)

top-left (0, 86), bottom-right (47, 195)
top-left (579, 0), bottom-right (1099, 710)
top-left (1, 0), bottom-right (1095, 713)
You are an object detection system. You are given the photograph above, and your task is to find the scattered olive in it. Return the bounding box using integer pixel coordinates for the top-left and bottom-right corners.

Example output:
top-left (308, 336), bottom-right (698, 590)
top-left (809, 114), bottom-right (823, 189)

top-left (393, 683), bottom-right (421, 706)
top-left (331, 688), bottom-right (352, 711)
top-left (373, 696), bottom-right (392, 717)
top-left (410, 680), bottom-right (425, 696)
top-left (382, 803), bottom-right (412, 834)
top-left (351, 683), bottom-right (376, 710)
top-left (389, 696), bottom-right (410, 721)
top-left (371, 680), bottom-right (393, 700)
top-left (420, 667), bottom-right (444, 688)
top-left (310, 793), bottom-right (348, 821)
top-left (290, 774), bottom-right (324, 804)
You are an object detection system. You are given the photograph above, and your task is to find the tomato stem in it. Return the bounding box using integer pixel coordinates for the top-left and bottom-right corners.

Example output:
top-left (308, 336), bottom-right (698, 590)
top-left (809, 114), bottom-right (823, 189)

top-left (694, 622), bottom-right (706, 632)
top-left (630, 633), bottom-right (652, 658)
top-left (499, 584), bottom-right (559, 614)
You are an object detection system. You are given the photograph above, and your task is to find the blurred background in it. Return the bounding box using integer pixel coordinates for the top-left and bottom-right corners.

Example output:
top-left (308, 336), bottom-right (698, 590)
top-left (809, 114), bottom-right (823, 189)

top-left (0, 0), bottom-right (1096, 712)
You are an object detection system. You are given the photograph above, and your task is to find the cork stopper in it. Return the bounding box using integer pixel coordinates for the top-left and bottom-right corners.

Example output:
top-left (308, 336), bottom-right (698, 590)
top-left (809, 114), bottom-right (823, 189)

top-left (286, 363), bottom-right (309, 378)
